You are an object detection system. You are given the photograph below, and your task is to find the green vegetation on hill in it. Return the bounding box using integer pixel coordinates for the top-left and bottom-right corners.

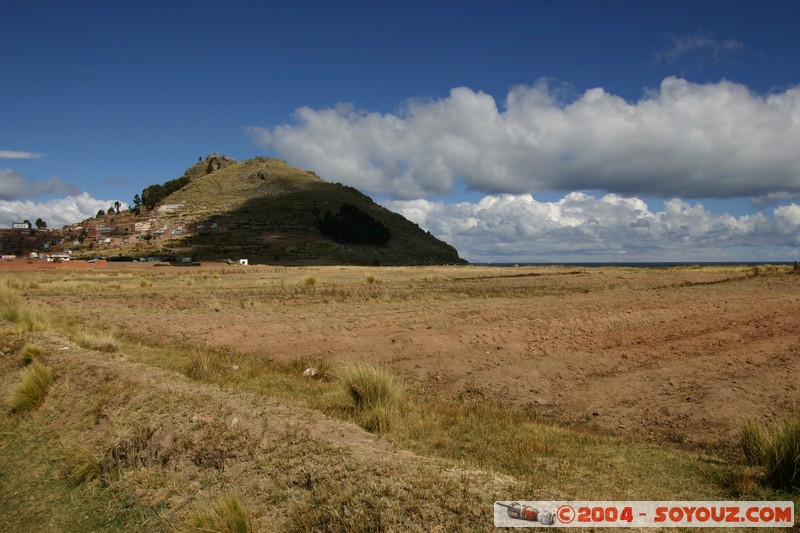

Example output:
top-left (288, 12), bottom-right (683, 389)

top-left (140, 174), bottom-right (189, 210)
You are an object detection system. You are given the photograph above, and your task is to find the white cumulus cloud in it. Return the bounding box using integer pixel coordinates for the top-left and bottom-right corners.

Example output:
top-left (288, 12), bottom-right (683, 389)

top-left (0, 150), bottom-right (46, 159)
top-left (0, 193), bottom-right (127, 229)
top-left (384, 194), bottom-right (798, 263)
top-left (248, 77), bottom-right (800, 203)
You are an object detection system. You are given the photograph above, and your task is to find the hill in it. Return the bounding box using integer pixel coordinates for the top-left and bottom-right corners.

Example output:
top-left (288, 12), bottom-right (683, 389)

top-left (89, 154), bottom-right (465, 265)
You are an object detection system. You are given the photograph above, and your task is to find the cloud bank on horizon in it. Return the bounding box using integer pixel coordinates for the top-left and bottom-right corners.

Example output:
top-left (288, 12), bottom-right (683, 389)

top-left (247, 76), bottom-right (800, 261)
top-left (0, 192), bottom-right (126, 230)
top-left (385, 194), bottom-right (800, 263)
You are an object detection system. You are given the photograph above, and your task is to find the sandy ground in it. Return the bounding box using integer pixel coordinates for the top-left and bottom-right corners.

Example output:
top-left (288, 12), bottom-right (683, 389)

top-left (11, 261), bottom-right (800, 447)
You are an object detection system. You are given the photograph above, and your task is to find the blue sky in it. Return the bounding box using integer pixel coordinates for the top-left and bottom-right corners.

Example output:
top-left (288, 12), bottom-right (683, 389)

top-left (2, 1), bottom-right (799, 262)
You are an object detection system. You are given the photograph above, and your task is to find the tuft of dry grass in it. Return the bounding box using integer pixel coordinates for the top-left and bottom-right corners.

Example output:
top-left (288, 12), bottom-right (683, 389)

top-left (741, 415), bottom-right (800, 490)
top-left (1, 304), bottom-right (49, 333)
top-left (0, 280), bottom-right (21, 312)
top-left (60, 442), bottom-right (101, 485)
top-left (0, 279), bottom-right (49, 332)
top-left (75, 331), bottom-right (118, 353)
top-left (183, 492), bottom-right (252, 533)
top-left (7, 360), bottom-right (53, 413)
top-left (19, 343), bottom-right (42, 365)
top-left (337, 362), bottom-right (403, 433)
top-left (16, 308), bottom-right (50, 332)
top-left (183, 348), bottom-right (222, 381)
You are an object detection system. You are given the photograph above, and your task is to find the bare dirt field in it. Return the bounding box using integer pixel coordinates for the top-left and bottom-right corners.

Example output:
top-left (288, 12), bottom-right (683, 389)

top-left (19, 261), bottom-right (800, 449)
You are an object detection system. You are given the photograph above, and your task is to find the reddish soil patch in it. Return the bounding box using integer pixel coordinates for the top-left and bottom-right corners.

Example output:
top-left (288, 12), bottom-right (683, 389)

top-left (0, 259), bottom-right (111, 270)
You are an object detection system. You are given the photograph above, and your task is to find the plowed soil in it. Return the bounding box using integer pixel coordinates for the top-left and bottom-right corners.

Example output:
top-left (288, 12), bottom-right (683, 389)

top-left (17, 261), bottom-right (800, 447)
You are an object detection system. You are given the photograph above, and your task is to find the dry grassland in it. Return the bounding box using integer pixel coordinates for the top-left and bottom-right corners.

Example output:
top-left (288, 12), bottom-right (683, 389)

top-left (1, 262), bottom-right (798, 530)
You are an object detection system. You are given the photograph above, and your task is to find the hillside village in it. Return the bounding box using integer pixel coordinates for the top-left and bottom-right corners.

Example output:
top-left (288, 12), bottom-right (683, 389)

top-left (0, 204), bottom-right (214, 262)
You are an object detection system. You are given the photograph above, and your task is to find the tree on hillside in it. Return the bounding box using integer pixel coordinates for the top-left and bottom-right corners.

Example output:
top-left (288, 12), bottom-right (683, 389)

top-left (96, 209), bottom-right (105, 218)
top-left (141, 184), bottom-right (165, 210)
top-left (114, 201), bottom-right (121, 213)
top-left (35, 218), bottom-right (47, 230)
top-left (140, 175), bottom-right (190, 210)
top-left (130, 194), bottom-right (142, 216)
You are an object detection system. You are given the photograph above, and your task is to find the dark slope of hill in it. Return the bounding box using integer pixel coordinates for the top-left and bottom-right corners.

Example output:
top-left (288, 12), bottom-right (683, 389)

top-left (152, 155), bottom-right (465, 265)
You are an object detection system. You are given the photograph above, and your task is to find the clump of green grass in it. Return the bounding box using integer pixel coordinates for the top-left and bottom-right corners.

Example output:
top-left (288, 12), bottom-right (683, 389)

top-left (61, 443), bottom-right (101, 485)
top-left (741, 415), bottom-right (800, 490)
top-left (19, 343), bottom-right (42, 365)
top-left (337, 362), bottom-right (403, 433)
top-left (76, 331), bottom-right (118, 353)
top-left (183, 492), bottom-right (252, 533)
top-left (7, 360), bottom-right (53, 413)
